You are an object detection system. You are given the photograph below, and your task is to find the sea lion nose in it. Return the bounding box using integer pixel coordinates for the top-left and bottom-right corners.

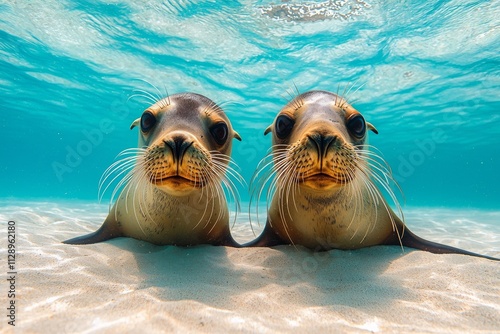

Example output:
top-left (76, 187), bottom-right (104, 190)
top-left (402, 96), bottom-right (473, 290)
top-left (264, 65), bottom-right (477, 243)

top-left (309, 133), bottom-right (336, 157)
top-left (164, 134), bottom-right (193, 163)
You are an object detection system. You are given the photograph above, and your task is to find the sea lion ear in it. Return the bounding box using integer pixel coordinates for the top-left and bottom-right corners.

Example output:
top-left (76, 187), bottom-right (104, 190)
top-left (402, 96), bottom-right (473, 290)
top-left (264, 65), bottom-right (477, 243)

top-left (367, 122), bottom-right (378, 134)
top-left (233, 131), bottom-right (242, 141)
top-left (130, 118), bottom-right (140, 130)
top-left (264, 124), bottom-right (273, 136)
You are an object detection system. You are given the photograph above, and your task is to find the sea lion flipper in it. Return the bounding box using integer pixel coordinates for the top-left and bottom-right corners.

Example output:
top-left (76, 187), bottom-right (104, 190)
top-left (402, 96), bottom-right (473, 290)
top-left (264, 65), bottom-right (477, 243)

top-left (63, 216), bottom-right (123, 245)
top-left (243, 222), bottom-right (286, 247)
top-left (383, 219), bottom-right (500, 261)
top-left (399, 228), bottom-right (499, 261)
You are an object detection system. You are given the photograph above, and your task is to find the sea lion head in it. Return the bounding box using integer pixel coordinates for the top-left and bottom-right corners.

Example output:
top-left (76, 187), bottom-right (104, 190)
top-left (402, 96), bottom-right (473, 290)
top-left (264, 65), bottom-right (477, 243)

top-left (130, 93), bottom-right (241, 195)
top-left (264, 90), bottom-right (378, 192)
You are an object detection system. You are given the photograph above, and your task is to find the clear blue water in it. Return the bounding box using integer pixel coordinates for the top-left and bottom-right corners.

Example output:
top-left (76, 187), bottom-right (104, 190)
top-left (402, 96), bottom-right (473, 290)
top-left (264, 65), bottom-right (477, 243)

top-left (1, 0), bottom-right (499, 209)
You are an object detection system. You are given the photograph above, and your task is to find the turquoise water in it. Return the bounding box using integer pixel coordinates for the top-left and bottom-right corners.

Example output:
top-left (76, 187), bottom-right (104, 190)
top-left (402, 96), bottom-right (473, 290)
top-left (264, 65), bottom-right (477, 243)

top-left (1, 0), bottom-right (499, 209)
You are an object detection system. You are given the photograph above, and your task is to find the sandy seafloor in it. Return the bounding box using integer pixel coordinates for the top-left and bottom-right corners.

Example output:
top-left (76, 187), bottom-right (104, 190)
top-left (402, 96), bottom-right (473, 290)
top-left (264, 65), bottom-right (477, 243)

top-left (1, 200), bottom-right (499, 333)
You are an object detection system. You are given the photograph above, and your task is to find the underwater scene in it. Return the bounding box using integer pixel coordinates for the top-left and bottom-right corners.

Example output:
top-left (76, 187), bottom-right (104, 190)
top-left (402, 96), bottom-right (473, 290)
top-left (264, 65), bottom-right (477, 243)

top-left (0, 1), bottom-right (499, 333)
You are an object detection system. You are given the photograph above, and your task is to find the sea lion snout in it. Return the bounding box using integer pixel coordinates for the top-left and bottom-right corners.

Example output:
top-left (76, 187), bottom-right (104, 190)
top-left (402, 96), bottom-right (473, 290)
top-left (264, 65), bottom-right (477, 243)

top-left (307, 133), bottom-right (338, 157)
top-left (162, 132), bottom-right (195, 163)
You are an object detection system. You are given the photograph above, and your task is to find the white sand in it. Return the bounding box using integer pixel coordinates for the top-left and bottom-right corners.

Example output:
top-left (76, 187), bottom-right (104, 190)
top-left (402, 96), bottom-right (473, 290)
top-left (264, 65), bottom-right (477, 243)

top-left (1, 201), bottom-right (499, 333)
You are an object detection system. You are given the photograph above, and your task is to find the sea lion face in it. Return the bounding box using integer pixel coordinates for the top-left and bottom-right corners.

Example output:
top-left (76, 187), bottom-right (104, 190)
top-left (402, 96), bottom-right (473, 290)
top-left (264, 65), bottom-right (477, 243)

top-left (130, 93), bottom-right (241, 195)
top-left (266, 90), bottom-right (377, 192)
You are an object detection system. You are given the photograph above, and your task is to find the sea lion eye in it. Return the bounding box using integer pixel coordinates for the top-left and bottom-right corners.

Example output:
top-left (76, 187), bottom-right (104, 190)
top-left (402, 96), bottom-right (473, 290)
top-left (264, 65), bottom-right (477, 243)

top-left (140, 111), bottom-right (157, 133)
top-left (347, 115), bottom-right (366, 139)
top-left (210, 122), bottom-right (228, 145)
top-left (275, 115), bottom-right (295, 139)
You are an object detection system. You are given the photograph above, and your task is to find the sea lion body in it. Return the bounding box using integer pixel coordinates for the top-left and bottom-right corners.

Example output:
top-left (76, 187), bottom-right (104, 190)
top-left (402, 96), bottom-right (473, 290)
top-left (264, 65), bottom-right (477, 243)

top-left (266, 187), bottom-right (394, 250)
top-left (249, 90), bottom-right (498, 261)
top-left (64, 93), bottom-right (241, 246)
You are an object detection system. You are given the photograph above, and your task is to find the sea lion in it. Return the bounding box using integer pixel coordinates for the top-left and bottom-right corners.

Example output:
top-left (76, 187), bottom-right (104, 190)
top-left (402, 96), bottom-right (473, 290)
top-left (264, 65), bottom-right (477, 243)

top-left (64, 92), bottom-right (242, 246)
top-left (248, 90), bottom-right (498, 261)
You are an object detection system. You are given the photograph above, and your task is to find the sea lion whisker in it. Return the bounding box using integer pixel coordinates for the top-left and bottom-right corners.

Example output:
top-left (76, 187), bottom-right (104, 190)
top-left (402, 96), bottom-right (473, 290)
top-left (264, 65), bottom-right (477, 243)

top-left (202, 167), bottom-right (225, 230)
top-left (362, 163), bottom-right (404, 222)
top-left (361, 152), bottom-right (405, 205)
top-left (352, 177), bottom-right (363, 235)
top-left (250, 159), bottom-right (278, 193)
top-left (141, 168), bottom-right (160, 229)
top-left (212, 168), bottom-right (241, 227)
top-left (250, 166), bottom-right (275, 227)
top-left (358, 148), bottom-right (389, 166)
top-left (204, 154), bottom-right (243, 221)
top-left (249, 145), bottom-right (290, 231)
top-left (249, 151), bottom-right (285, 223)
top-left (251, 146), bottom-right (287, 178)
top-left (345, 81), bottom-right (365, 105)
top-left (125, 157), bottom-right (156, 232)
top-left (249, 167), bottom-right (276, 232)
top-left (278, 163), bottom-right (294, 222)
top-left (98, 154), bottom-right (138, 186)
top-left (134, 79), bottom-right (166, 106)
top-left (287, 159), bottom-right (301, 211)
top-left (281, 159), bottom-right (301, 220)
top-left (193, 175), bottom-right (211, 231)
top-left (360, 146), bottom-right (393, 169)
top-left (138, 184), bottom-right (148, 227)
top-left (109, 154), bottom-right (152, 208)
top-left (109, 172), bottom-right (135, 212)
top-left (127, 172), bottom-right (148, 237)
top-left (340, 81), bottom-right (353, 103)
top-left (362, 159), bottom-right (392, 183)
top-left (212, 163), bottom-right (241, 200)
top-left (358, 176), bottom-right (379, 242)
top-left (206, 182), bottom-right (220, 229)
top-left (357, 175), bottom-right (380, 242)
top-left (282, 165), bottom-right (300, 217)
top-left (162, 84), bottom-right (171, 106)
top-left (202, 175), bottom-right (219, 230)
top-left (98, 159), bottom-right (137, 203)
top-left (358, 149), bottom-right (395, 178)
top-left (211, 153), bottom-right (242, 173)
top-left (361, 158), bottom-right (392, 186)
top-left (221, 178), bottom-right (240, 229)
top-left (248, 151), bottom-right (280, 226)
top-left (208, 182), bottom-right (226, 234)
top-left (194, 174), bottom-right (213, 230)
top-left (280, 90), bottom-right (295, 106)
top-left (347, 175), bottom-right (364, 239)
top-left (291, 166), bottom-right (301, 213)
top-left (217, 100), bottom-right (243, 113)
top-left (346, 170), bottom-right (361, 233)
top-left (274, 182), bottom-right (293, 245)
top-left (115, 147), bottom-right (148, 156)
top-left (128, 92), bottom-right (157, 106)
top-left (99, 151), bottom-right (141, 185)
top-left (106, 168), bottom-right (134, 207)
top-left (202, 100), bottom-right (221, 117)
top-left (356, 165), bottom-right (381, 208)
top-left (358, 164), bottom-right (401, 243)
top-left (338, 83), bottom-right (351, 109)
top-left (211, 154), bottom-right (245, 188)
top-left (292, 82), bottom-right (303, 106)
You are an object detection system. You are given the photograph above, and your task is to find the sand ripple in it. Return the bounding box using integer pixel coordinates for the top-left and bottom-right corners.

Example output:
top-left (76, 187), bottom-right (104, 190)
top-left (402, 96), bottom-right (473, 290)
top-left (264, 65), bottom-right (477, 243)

top-left (0, 201), bottom-right (499, 333)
